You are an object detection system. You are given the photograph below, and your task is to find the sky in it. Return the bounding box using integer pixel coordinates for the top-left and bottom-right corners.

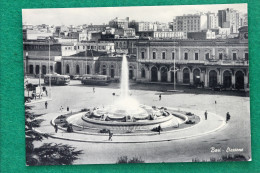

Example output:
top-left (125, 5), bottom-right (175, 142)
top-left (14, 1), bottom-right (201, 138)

top-left (22, 3), bottom-right (247, 26)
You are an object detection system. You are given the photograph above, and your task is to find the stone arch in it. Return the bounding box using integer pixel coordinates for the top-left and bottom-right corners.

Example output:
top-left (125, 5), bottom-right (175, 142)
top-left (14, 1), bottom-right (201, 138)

top-left (128, 65), bottom-right (134, 79)
top-left (86, 65), bottom-right (90, 74)
top-left (29, 65), bottom-right (34, 74)
top-left (101, 64), bottom-right (107, 75)
top-left (160, 66), bottom-right (168, 82)
top-left (193, 68), bottom-right (201, 85)
top-left (150, 66), bottom-right (158, 82)
top-left (36, 65), bottom-right (40, 74)
top-left (235, 70), bottom-right (245, 89)
top-left (76, 64), bottom-right (80, 74)
top-left (141, 67), bottom-right (146, 78)
top-left (42, 65), bottom-right (47, 75)
top-left (209, 70), bottom-right (218, 87)
top-left (66, 64), bottom-right (70, 74)
top-left (183, 67), bottom-right (190, 84)
top-left (223, 70), bottom-right (232, 88)
top-left (170, 66), bottom-right (178, 83)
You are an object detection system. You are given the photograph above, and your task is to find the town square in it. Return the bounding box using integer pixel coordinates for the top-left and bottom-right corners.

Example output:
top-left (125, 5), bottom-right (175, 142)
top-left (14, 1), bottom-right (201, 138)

top-left (22, 4), bottom-right (250, 165)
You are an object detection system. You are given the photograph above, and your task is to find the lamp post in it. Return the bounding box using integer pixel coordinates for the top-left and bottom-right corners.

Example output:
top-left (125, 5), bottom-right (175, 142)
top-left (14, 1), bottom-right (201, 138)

top-left (48, 37), bottom-right (51, 98)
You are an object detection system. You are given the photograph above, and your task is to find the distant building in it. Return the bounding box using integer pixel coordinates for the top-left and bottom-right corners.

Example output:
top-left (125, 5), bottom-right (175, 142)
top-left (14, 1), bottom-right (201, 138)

top-left (187, 30), bottom-right (215, 40)
top-left (84, 24), bottom-right (108, 32)
top-left (172, 14), bottom-right (208, 32)
top-left (23, 29), bottom-right (53, 41)
top-left (218, 8), bottom-right (240, 33)
top-left (135, 26), bottom-right (248, 89)
top-left (136, 31), bottom-right (187, 39)
top-left (109, 17), bottom-right (129, 29)
top-left (206, 13), bottom-right (219, 29)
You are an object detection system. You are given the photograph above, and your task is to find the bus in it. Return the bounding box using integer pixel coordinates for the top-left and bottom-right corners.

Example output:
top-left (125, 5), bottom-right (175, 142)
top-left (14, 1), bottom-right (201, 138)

top-left (81, 74), bottom-right (111, 85)
top-left (44, 74), bottom-right (70, 85)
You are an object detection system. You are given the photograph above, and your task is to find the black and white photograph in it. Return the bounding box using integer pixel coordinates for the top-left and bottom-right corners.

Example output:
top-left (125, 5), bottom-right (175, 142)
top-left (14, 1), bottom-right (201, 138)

top-left (23, 4), bottom-right (250, 165)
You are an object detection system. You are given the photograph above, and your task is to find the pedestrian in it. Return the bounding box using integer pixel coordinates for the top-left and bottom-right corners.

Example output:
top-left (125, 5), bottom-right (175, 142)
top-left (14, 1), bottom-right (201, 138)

top-left (226, 112), bottom-right (231, 123)
top-left (204, 111), bottom-right (208, 120)
top-left (60, 106), bottom-right (63, 112)
top-left (45, 89), bottom-right (48, 96)
top-left (158, 124), bottom-right (162, 135)
top-left (67, 106), bottom-right (69, 112)
top-left (215, 100), bottom-right (217, 104)
top-left (93, 87), bottom-right (95, 93)
top-left (159, 94), bottom-right (161, 101)
top-left (45, 101), bottom-right (48, 109)
top-left (108, 130), bottom-right (113, 141)
top-left (54, 124), bottom-right (58, 133)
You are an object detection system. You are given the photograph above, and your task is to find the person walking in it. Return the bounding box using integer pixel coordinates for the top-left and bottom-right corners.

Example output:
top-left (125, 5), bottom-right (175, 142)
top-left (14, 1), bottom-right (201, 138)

top-left (67, 106), bottom-right (69, 112)
top-left (158, 124), bottom-right (162, 135)
top-left (54, 124), bottom-right (58, 133)
top-left (204, 111), bottom-right (208, 120)
top-left (159, 94), bottom-right (161, 101)
top-left (60, 106), bottom-right (63, 112)
top-left (226, 112), bottom-right (231, 123)
top-left (93, 87), bottom-right (95, 93)
top-left (108, 130), bottom-right (113, 141)
top-left (45, 101), bottom-right (48, 109)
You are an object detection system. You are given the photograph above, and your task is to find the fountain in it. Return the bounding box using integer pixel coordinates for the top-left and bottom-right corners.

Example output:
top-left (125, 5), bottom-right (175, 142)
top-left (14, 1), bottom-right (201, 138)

top-left (65, 55), bottom-right (187, 131)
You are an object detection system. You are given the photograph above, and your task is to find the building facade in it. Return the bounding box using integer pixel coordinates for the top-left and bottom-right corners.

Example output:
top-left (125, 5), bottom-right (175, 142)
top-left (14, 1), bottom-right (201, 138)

top-left (172, 14), bottom-right (208, 32)
top-left (135, 27), bottom-right (249, 89)
top-left (218, 8), bottom-right (240, 33)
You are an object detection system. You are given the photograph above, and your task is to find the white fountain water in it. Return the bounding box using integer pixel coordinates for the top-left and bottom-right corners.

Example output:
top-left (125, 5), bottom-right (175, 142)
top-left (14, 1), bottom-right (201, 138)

top-left (120, 54), bottom-right (129, 99)
top-left (94, 54), bottom-right (148, 119)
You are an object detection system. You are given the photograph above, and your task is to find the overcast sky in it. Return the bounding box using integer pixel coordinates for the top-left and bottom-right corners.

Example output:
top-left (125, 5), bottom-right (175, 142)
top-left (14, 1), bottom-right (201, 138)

top-left (22, 3), bottom-right (247, 26)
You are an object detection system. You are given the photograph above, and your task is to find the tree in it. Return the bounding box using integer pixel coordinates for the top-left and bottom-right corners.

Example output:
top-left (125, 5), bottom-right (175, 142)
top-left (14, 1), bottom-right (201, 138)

top-left (25, 105), bottom-right (82, 166)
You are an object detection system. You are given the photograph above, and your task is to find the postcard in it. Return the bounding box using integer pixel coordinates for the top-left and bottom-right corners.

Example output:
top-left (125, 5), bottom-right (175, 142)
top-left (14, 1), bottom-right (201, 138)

top-left (23, 3), bottom-right (250, 165)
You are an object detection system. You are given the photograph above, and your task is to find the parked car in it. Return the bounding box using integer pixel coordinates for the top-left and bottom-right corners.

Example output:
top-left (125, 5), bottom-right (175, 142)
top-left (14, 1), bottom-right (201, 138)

top-left (73, 75), bottom-right (80, 80)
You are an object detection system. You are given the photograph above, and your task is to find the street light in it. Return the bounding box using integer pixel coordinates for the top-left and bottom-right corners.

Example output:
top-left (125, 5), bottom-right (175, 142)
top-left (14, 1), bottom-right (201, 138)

top-left (48, 37), bottom-right (51, 98)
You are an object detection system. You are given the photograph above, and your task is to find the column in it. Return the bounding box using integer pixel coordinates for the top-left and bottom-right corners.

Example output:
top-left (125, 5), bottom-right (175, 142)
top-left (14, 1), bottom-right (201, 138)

top-left (179, 70), bottom-right (183, 83)
top-left (190, 71), bottom-right (193, 84)
top-left (167, 71), bottom-right (171, 82)
top-left (217, 72), bottom-right (221, 85)
top-left (204, 71), bottom-right (208, 87)
top-left (148, 68), bottom-right (151, 82)
top-left (244, 75), bottom-right (248, 89)
top-left (157, 70), bottom-right (161, 82)
top-left (231, 74), bottom-right (235, 87)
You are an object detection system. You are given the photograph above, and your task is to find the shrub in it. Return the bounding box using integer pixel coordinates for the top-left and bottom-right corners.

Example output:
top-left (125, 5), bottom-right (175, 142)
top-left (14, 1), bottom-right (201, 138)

top-left (116, 156), bottom-right (145, 164)
top-left (80, 108), bottom-right (90, 112)
top-left (185, 120), bottom-right (195, 124)
top-left (186, 112), bottom-right (194, 116)
top-left (57, 115), bottom-right (66, 119)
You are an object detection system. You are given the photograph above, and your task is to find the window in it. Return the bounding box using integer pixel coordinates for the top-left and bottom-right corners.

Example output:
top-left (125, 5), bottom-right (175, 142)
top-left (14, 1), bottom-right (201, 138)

top-left (141, 52), bottom-right (145, 59)
top-left (219, 53), bottom-right (223, 60)
top-left (233, 53), bottom-right (237, 60)
top-left (205, 53), bottom-right (210, 59)
top-left (162, 52), bottom-right (166, 59)
top-left (172, 52), bottom-right (175, 60)
top-left (195, 53), bottom-right (199, 60)
top-left (245, 53), bottom-right (248, 61)
top-left (153, 52), bottom-right (156, 59)
top-left (184, 52), bottom-right (188, 60)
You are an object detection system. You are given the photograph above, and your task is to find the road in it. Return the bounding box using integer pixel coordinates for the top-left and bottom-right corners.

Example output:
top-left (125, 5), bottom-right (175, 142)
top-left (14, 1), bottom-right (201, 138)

top-left (30, 79), bottom-right (251, 164)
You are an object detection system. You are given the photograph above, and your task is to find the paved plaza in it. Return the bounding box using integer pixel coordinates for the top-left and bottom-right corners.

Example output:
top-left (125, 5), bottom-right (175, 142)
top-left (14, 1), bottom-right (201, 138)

top-left (31, 79), bottom-right (251, 164)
